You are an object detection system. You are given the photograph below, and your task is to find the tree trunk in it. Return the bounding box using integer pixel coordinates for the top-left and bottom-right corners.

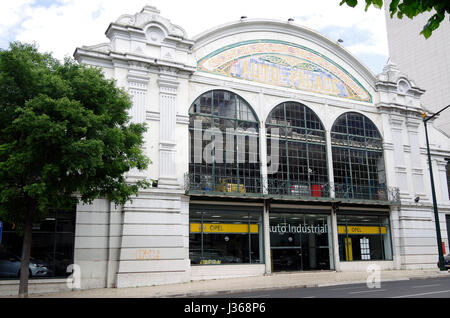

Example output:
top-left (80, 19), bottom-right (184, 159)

top-left (18, 207), bottom-right (35, 298)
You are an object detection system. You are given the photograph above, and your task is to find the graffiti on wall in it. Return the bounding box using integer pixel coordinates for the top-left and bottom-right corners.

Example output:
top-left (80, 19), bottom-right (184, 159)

top-left (197, 40), bottom-right (372, 103)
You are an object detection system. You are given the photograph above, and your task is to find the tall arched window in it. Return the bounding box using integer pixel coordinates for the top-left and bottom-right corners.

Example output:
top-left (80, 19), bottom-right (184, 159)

top-left (331, 112), bottom-right (386, 200)
top-left (188, 90), bottom-right (261, 194)
top-left (266, 102), bottom-right (328, 197)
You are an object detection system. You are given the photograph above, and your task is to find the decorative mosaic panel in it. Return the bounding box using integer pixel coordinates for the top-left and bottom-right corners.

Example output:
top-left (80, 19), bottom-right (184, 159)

top-left (198, 40), bottom-right (372, 103)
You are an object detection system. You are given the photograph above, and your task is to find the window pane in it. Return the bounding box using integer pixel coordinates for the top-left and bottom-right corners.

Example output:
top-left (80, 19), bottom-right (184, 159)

top-left (331, 112), bottom-right (386, 200)
top-left (189, 209), bottom-right (263, 265)
top-left (337, 214), bottom-right (392, 261)
top-left (0, 208), bottom-right (75, 279)
top-left (188, 90), bottom-right (261, 194)
top-left (269, 213), bottom-right (331, 271)
top-left (266, 102), bottom-right (328, 197)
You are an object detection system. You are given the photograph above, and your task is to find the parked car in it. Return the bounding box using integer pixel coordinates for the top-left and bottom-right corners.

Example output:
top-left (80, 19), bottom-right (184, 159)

top-left (437, 254), bottom-right (450, 269)
top-left (0, 251), bottom-right (53, 278)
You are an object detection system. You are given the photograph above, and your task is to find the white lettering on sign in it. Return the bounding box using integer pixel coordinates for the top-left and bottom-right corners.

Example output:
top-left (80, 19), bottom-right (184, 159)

top-left (270, 223), bottom-right (328, 235)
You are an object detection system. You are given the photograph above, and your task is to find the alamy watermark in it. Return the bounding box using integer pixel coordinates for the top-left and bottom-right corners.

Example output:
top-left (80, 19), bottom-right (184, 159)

top-left (190, 119), bottom-right (280, 174)
top-left (66, 264), bottom-right (81, 290)
top-left (366, 264), bottom-right (381, 289)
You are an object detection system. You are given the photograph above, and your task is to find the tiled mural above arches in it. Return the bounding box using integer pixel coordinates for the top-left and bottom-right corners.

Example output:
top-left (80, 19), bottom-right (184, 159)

top-left (197, 40), bottom-right (372, 103)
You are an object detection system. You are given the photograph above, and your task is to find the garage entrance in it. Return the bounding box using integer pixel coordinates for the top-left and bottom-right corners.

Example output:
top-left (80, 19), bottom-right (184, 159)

top-left (269, 212), bottom-right (332, 271)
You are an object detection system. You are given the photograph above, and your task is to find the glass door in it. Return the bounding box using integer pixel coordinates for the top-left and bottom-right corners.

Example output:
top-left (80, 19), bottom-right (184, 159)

top-left (269, 212), bottom-right (331, 272)
top-left (271, 247), bottom-right (302, 271)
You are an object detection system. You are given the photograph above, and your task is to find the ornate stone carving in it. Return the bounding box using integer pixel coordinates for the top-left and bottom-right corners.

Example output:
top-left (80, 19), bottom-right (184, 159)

top-left (114, 5), bottom-right (187, 39)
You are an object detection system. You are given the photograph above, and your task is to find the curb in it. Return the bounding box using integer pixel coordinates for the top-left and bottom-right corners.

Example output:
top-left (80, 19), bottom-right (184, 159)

top-left (168, 284), bottom-right (311, 298)
top-left (166, 272), bottom-right (450, 298)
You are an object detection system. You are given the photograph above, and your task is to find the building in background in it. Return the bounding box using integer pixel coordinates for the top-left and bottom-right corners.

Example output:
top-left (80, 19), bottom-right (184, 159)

top-left (1, 5), bottom-right (450, 294)
top-left (384, 4), bottom-right (450, 135)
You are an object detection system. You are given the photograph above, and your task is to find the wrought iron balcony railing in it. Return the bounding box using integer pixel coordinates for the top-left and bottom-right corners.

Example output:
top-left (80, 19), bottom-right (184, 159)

top-left (184, 172), bottom-right (262, 196)
top-left (184, 172), bottom-right (400, 204)
top-left (266, 179), bottom-right (331, 199)
top-left (333, 183), bottom-right (400, 203)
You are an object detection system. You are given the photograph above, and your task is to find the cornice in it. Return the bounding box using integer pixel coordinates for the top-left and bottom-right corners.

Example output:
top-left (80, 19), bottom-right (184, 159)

top-left (74, 47), bottom-right (196, 75)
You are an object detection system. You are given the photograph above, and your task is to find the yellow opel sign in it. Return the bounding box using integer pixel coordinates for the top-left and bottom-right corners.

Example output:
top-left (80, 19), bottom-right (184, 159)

top-left (338, 225), bottom-right (387, 235)
top-left (190, 223), bottom-right (259, 234)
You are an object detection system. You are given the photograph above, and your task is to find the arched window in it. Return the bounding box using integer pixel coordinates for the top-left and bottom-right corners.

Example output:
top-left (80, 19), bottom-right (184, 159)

top-left (266, 102), bottom-right (328, 197)
top-left (331, 112), bottom-right (386, 200)
top-left (188, 90), bottom-right (261, 194)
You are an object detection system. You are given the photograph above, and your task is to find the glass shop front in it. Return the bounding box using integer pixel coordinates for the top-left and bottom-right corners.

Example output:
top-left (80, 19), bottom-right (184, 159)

top-left (337, 212), bottom-right (393, 261)
top-left (269, 209), bottom-right (333, 272)
top-left (189, 205), bottom-right (264, 265)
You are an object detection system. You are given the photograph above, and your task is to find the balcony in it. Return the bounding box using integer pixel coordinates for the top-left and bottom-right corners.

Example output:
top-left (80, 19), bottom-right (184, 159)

top-left (333, 183), bottom-right (400, 204)
top-left (266, 179), bottom-right (331, 200)
top-left (184, 172), bottom-right (400, 204)
top-left (184, 172), bottom-right (263, 198)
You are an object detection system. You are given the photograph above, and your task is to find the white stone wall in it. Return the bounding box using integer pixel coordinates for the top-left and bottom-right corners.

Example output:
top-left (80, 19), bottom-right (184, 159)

top-left (115, 190), bottom-right (190, 288)
top-left (74, 199), bottom-right (120, 289)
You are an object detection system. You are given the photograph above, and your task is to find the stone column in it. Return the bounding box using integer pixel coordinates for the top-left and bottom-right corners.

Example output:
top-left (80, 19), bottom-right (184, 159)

top-left (389, 116), bottom-right (410, 199)
top-left (127, 65), bottom-right (149, 124)
top-left (127, 66), bottom-right (150, 180)
top-left (259, 121), bottom-right (268, 195)
top-left (406, 119), bottom-right (425, 199)
top-left (330, 208), bottom-right (340, 271)
top-left (263, 202), bottom-right (272, 274)
top-left (436, 159), bottom-right (449, 204)
top-left (157, 69), bottom-right (179, 189)
top-left (325, 129), bottom-right (336, 199)
top-left (389, 206), bottom-right (402, 269)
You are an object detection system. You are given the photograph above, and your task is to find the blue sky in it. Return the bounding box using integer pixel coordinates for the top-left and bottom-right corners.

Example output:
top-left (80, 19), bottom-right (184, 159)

top-left (316, 25), bottom-right (389, 74)
top-left (0, 0), bottom-right (389, 74)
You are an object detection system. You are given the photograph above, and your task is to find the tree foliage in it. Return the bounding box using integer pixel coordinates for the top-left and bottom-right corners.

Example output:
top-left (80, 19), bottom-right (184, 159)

top-left (0, 42), bottom-right (150, 296)
top-left (340, 0), bottom-right (450, 38)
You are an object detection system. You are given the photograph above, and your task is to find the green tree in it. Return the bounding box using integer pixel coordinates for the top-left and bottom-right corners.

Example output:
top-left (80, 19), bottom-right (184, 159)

top-left (340, 0), bottom-right (450, 38)
top-left (0, 42), bottom-right (150, 297)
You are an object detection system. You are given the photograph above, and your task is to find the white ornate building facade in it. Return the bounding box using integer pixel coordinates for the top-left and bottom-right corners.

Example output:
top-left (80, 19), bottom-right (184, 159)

top-left (72, 5), bottom-right (450, 289)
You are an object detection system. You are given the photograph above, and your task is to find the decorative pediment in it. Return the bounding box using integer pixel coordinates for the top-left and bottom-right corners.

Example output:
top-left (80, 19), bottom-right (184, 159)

top-left (198, 40), bottom-right (372, 102)
top-left (115, 5), bottom-right (187, 39)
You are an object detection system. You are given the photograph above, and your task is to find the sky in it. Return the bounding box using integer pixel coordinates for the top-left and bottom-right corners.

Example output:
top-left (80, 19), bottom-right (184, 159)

top-left (0, 0), bottom-right (390, 74)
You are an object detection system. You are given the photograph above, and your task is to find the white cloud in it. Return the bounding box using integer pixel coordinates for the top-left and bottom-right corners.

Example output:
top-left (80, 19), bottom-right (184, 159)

top-left (293, 3), bottom-right (388, 56)
top-left (1, 0), bottom-right (388, 72)
top-left (0, 0), bottom-right (35, 30)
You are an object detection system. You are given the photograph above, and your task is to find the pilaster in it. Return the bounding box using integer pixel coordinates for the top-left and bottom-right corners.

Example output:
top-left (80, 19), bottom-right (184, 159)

top-left (157, 67), bottom-right (180, 189)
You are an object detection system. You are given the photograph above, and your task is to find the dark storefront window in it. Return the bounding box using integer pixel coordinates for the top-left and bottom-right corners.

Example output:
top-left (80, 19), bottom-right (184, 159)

top-left (269, 212), bottom-right (332, 271)
top-left (266, 102), bottom-right (329, 197)
top-left (0, 208), bottom-right (75, 279)
top-left (331, 112), bottom-right (386, 200)
top-left (189, 207), bottom-right (263, 265)
top-left (337, 214), bottom-right (392, 261)
top-left (188, 90), bottom-right (261, 195)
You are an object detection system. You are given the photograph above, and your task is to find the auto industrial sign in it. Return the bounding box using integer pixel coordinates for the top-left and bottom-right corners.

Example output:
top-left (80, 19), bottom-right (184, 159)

top-left (270, 223), bottom-right (328, 235)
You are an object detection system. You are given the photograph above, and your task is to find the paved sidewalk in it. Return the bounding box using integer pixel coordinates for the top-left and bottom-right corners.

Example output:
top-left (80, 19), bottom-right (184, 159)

top-left (29, 269), bottom-right (449, 298)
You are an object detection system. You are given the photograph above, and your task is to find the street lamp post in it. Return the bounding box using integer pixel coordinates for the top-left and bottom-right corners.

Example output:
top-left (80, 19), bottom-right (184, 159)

top-left (422, 104), bottom-right (450, 271)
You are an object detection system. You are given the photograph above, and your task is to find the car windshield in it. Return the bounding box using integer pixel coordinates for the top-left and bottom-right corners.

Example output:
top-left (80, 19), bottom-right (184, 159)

top-left (0, 252), bottom-right (19, 261)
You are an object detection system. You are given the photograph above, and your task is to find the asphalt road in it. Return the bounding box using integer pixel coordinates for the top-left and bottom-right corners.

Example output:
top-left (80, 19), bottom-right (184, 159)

top-left (200, 276), bottom-right (450, 298)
